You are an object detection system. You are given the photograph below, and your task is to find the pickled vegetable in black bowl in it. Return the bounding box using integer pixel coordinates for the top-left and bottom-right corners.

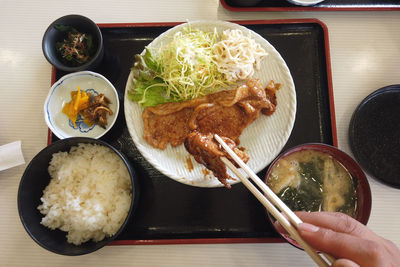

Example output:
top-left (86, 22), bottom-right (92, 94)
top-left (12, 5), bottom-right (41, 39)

top-left (54, 24), bottom-right (94, 66)
top-left (42, 14), bottom-right (104, 72)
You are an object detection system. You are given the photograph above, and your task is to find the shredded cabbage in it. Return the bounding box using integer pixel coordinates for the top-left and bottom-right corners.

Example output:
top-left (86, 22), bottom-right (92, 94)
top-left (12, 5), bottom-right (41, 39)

top-left (128, 25), bottom-right (267, 107)
top-left (128, 26), bottom-right (232, 106)
top-left (157, 26), bottom-right (231, 101)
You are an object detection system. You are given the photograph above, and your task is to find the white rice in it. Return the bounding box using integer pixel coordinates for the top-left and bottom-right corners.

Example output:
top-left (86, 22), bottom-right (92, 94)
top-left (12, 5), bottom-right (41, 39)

top-left (37, 143), bottom-right (132, 245)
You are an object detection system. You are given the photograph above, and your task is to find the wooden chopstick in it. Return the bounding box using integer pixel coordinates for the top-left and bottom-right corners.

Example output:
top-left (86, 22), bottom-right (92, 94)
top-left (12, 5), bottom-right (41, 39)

top-left (216, 135), bottom-right (302, 227)
top-left (214, 134), bottom-right (333, 267)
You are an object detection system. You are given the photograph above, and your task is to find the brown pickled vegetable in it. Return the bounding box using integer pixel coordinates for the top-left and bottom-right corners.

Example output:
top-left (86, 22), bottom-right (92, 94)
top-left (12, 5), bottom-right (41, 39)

top-left (62, 87), bottom-right (112, 128)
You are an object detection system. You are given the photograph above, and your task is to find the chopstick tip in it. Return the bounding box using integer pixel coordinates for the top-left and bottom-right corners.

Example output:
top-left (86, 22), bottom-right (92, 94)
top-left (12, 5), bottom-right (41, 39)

top-left (214, 134), bottom-right (222, 143)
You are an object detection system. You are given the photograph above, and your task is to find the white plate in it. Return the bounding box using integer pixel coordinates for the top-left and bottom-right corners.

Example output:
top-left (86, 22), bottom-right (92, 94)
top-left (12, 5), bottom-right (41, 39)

top-left (287, 0), bottom-right (325, 6)
top-left (44, 71), bottom-right (119, 139)
top-left (124, 21), bottom-right (296, 188)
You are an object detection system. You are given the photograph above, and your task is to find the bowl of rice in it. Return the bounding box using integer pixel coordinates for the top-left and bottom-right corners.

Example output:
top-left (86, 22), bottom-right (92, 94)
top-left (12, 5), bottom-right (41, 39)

top-left (17, 137), bottom-right (138, 255)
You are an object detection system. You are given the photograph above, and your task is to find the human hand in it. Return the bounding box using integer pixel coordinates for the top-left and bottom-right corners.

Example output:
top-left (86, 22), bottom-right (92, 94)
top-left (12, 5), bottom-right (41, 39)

top-left (275, 211), bottom-right (400, 267)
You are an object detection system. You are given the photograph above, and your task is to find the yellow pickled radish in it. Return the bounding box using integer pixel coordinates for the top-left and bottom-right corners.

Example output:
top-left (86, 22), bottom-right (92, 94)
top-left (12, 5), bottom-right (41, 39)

top-left (62, 86), bottom-right (91, 127)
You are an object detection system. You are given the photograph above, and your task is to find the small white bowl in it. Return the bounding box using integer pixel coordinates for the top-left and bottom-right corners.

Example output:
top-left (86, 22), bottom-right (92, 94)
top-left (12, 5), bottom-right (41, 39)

top-left (44, 71), bottom-right (119, 139)
top-left (287, 0), bottom-right (325, 6)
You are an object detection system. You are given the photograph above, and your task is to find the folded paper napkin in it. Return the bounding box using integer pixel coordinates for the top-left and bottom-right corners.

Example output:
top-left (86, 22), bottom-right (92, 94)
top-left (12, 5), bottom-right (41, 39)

top-left (0, 141), bottom-right (25, 171)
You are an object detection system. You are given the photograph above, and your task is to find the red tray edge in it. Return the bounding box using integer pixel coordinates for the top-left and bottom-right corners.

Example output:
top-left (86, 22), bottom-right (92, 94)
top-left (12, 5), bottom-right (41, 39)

top-left (48, 19), bottom-right (338, 245)
top-left (220, 0), bottom-right (400, 12)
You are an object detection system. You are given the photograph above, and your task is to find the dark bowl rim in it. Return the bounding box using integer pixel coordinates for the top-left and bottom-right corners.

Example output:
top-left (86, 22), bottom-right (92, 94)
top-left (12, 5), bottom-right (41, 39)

top-left (264, 142), bottom-right (372, 249)
top-left (42, 14), bottom-right (103, 72)
top-left (17, 137), bottom-right (137, 256)
top-left (349, 84), bottom-right (400, 189)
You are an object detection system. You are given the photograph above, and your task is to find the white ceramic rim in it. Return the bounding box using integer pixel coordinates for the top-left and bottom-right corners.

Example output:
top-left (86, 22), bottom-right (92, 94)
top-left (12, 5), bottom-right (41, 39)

top-left (44, 71), bottom-right (120, 139)
top-left (287, 0), bottom-right (325, 6)
top-left (124, 20), bottom-right (297, 188)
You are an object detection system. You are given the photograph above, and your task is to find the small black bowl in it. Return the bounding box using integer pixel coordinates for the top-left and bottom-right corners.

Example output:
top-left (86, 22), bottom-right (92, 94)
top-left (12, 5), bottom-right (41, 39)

top-left (18, 137), bottom-right (138, 255)
top-left (42, 15), bottom-right (104, 72)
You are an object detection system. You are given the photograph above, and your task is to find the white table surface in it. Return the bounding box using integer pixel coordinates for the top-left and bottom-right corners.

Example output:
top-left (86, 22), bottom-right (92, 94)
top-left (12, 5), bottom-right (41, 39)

top-left (1, 1), bottom-right (399, 266)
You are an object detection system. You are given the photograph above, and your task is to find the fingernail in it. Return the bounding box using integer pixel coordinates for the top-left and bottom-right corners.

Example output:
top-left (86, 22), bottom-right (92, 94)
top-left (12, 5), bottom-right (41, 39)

top-left (298, 223), bottom-right (319, 232)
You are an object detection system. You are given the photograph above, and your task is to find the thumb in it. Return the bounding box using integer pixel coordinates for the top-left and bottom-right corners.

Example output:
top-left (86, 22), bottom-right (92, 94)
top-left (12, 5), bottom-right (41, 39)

top-left (297, 223), bottom-right (375, 266)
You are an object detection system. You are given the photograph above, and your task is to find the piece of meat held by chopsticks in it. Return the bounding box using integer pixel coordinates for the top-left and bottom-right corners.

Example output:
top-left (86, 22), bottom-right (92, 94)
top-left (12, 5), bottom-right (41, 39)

top-left (184, 132), bottom-right (249, 189)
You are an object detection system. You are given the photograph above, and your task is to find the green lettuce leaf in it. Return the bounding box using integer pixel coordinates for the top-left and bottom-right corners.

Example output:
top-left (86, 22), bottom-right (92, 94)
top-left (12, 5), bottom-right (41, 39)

top-left (128, 47), bottom-right (173, 107)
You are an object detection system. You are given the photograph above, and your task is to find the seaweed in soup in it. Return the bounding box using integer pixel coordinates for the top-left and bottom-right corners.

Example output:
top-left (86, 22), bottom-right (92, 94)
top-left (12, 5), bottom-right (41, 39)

top-left (269, 150), bottom-right (357, 217)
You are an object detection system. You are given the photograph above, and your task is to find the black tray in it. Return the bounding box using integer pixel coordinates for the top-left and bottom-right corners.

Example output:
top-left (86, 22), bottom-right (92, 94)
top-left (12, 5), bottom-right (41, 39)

top-left (221, 0), bottom-right (400, 11)
top-left (50, 19), bottom-right (337, 245)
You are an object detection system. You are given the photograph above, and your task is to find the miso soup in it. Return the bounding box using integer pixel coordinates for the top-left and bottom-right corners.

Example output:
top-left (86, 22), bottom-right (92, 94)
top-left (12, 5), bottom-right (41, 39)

top-left (268, 149), bottom-right (357, 217)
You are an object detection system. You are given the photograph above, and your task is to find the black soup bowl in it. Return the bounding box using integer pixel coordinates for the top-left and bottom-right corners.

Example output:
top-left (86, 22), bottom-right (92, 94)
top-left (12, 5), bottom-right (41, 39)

top-left (17, 137), bottom-right (138, 255)
top-left (42, 14), bottom-right (104, 72)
